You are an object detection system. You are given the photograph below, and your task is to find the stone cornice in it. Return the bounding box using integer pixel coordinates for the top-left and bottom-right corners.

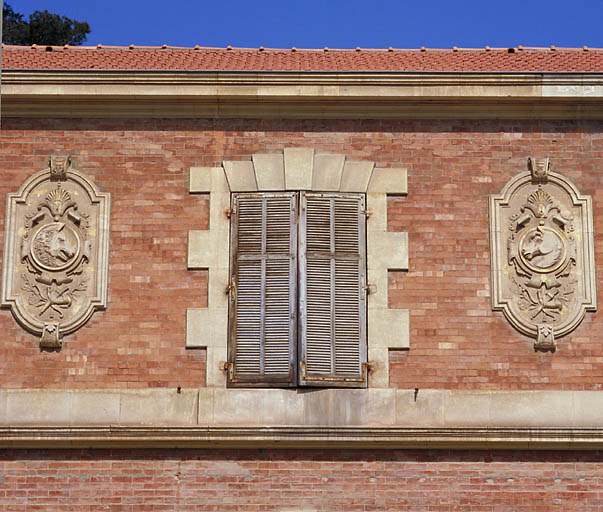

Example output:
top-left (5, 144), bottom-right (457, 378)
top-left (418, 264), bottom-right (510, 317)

top-left (2, 426), bottom-right (603, 450)
top-left (2, 70), bottom-right (603, 119)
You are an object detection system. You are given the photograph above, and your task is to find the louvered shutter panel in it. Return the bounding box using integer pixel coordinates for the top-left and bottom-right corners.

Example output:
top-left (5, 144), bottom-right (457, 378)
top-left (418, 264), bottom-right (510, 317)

top-left (228, 193), bottom-right (297, 386)
top-left (299, 192), bottom-right (367, 387)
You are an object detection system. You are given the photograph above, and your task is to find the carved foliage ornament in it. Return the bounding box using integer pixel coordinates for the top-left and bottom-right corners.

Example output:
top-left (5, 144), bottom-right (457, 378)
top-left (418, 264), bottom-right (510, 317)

top-left (489, 158), bottom-right (596, 351)
top-left (2, 156), bottom-right (110, 348)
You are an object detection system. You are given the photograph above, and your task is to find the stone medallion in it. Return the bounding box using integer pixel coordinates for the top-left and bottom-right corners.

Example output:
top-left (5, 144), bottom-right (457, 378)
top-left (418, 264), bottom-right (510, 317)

top-left (1, 156), bottom-right (111, 348)
top-left (489, 158), bottom-right (596, 351)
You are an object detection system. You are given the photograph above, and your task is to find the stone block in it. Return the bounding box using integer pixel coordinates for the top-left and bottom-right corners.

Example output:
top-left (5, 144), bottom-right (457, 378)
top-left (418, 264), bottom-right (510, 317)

top-left (188, 230), bottom-right (229, 272)
top-left (396, 389), bottom-right (446, 426)
top-left (368, 168), bottom-right (408, 194)
top-left (119, 389), bottom-right (198, 425)
top-left (210, 166), bottom-right (230, 194)
top-left (252, 153), bottom-right (285, 190)
top-left (206, 345), bottom-right (228, 388)
top-left (321, 389), bottom-right (396, 426)
top-left (573, 391), bottom-right (603, 427)
top-left (0, 391), bottom-right (6, 425)
top-left (210, 389), bottom-right (303, 425)
top-left (189, 166), bottom-right (216, 193)
top-left (368, 347), bottom-right (389, 388)
top-left (367, 193), bottom-right (387, 232)
top-left (367, 231), bottom-right (408, 271)
top-left (542, 85), bottom-right (603, 97)
top-left (209, 191), bottom-right (231, 232)
top-left (223, 160), bottom-right (257, 192)
top-left (71, 391), bottom-right (121, 424)
top-left (488, 391), bottom-right (571, 427)
top-left (210, 389), bottom-right (261, 424)
top-left (198, 388), bottom-right (216, 424)
top-left (208, 267), bottom-right (229, 309)
top-left (259, 389), bottom-right (304, 425)
top-left (442, 391), bottom-right (492, 426)
top-left (368, 308), bottom-right (410, 349)
top-left (186, 308), bottom-right (228, 349)
top-left (4, 389), bottom-right (72, 425)
top-left (303, 388), bottom-right (334, 425)
top-left (339, 161), bottom-right (374, 192)
top-left (367, 269), bottom-right (388, 309)
top-left (312, 153), bottom-right (345, 191)
top-left (187, 230), bottom-right (210, 269)
top-left (284, 148), bottom-right (314, 190)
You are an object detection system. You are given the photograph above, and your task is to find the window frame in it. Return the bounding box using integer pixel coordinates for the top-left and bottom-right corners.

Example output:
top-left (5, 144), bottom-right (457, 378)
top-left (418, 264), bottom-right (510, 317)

top-left (227, 190), bottom-right (368, 389)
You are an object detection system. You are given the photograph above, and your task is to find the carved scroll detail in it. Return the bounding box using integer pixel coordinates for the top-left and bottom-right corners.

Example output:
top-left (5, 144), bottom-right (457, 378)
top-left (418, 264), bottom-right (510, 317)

top-left (2, 156), bottom-right (110, 348)
top-left (490, 158), bottom-right (596, 352)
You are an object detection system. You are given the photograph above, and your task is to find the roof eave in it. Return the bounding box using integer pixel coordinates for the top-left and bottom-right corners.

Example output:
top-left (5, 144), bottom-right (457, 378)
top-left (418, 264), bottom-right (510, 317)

top-left (2, 69), bottom-right (603, 120)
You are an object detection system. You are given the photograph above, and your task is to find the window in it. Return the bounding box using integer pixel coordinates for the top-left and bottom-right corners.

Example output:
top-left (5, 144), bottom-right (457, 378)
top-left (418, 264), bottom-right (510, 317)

top-left (227, 191), bottom-right (367, 388)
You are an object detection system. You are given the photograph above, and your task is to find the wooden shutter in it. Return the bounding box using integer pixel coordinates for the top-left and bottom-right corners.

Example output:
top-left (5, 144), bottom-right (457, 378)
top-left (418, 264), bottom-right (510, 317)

top-left (228, 193), bottom-right (298, 387)
top-left (299, 192), bottom-right (367, 387)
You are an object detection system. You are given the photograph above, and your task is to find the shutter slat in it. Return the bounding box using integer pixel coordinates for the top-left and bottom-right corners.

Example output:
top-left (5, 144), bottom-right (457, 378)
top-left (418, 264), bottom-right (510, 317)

top-left (229, 193), bottom-right (297, 386)
top-left (300, 192), bottom-right (367, 387)
top-left (335, 259), bottom-right (360, 375)
top-left (234, 261), bottom-right (261, 373)
top-left (306, 259), bottom-right (333, 374)
top-left (264, 258), bottom-right (293, 375)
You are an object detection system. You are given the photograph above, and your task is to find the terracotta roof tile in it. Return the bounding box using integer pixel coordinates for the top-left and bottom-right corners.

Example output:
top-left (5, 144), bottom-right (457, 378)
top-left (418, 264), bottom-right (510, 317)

top-left (3, 46), bottom-right (603, 72)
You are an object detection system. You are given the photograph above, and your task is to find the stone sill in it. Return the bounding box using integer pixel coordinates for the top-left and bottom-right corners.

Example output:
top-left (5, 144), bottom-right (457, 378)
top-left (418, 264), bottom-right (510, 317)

top-left (2, 388), bottom-right (602, 431)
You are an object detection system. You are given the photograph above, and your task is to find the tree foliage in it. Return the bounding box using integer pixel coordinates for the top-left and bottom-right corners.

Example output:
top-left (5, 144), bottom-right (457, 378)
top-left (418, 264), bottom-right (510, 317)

top-left (2, 2), bottom-right (90, 46)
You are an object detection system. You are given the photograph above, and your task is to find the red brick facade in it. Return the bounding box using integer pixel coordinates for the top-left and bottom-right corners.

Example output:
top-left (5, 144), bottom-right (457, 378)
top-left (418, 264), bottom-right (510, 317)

top-left (0, 118), bottom-right (601, 390)
top-left (2, 449), bottom-right (602, 511)
top-left (0, 116), bottom-right (601, 510)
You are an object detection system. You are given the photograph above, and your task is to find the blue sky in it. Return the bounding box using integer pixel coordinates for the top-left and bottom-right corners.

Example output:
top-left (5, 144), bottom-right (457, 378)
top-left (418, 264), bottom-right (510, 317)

top-left (8, 0), bottom-right (603, 49)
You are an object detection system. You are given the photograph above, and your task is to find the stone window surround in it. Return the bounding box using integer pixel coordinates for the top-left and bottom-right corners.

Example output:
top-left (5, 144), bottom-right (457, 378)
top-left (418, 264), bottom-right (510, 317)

top-left (186, 147), bottom-right (409, 389)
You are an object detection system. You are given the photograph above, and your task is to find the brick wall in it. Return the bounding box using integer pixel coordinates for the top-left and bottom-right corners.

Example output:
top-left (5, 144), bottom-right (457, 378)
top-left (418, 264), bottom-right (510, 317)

top-left (1, 448), bottom-right (601, 511)
top-left (0, 118), bottom-right (601, 389)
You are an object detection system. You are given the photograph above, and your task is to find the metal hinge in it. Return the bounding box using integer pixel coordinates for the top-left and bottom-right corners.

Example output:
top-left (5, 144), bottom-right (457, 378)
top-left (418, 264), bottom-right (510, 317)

top-left (361, 278), bottom-right (375, 299)
top-left (226, 206), bottom-right (235, 218)
top-left (221, 361), bottom-right (234, 380)
top-left (226, 275), bottom-right (236, 295)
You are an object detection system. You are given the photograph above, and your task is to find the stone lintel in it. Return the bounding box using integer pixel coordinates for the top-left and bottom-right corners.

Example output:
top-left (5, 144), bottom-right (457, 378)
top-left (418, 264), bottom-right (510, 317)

top-left (339, 161), bottom-right (375, 192)
top-left (368, 168), bottom-right (408, 194)
top-left (312, 153), bottom-right (345, 191)
top-left (284, 148), bottom-right (314, 190)
top-left (223, 160), bottom-right (257, 192)
top-left (252, 153), bottom-right (285, 190)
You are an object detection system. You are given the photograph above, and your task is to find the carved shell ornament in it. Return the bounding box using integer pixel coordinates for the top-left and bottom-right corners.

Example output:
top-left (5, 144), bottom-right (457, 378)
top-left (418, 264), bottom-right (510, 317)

top-left (489, 158), bottom-right (596, 352)
top-left (2, 156), bottom-right (110, 348)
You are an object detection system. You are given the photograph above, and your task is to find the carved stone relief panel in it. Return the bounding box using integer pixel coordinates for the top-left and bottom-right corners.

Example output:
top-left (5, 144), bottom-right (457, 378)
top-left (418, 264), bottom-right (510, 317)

top-left (489, 158), bottom-right (596, 351)
top-left (2, 156), bottom-right (110, 348)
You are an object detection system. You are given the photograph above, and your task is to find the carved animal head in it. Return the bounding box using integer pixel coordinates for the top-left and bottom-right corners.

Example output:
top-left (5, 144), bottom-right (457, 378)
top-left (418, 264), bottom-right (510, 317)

top-left (522, 229), bottom-right (562, 269)
top-left (34, 224), bottom-right (76, 266)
